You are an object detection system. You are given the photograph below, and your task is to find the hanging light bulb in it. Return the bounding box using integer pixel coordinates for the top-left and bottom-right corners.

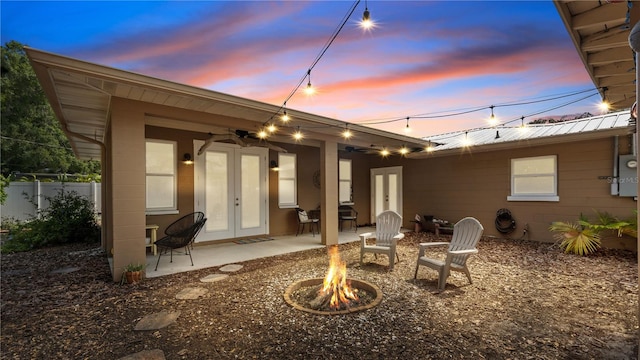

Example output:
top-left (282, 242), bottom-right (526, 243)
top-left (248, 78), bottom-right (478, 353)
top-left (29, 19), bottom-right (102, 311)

top-left (342, 125), bottom-right (353, 139)
top-left (257, 129), bottom-right (268, 139)
top-left (361, 0), bottom-right (373, 29)
top-left (404, 117), bottom-right (412, 134)
top-left (519, 116), bottom-right (528, 132)
top-left (425, 142), bottom-right (434, 152)
top-left (304, 70), bottom-right (315, 95)
top-left (461, 131), bottom-right (471, 147)
top-left (293, 127), bottom-right (304, 141)
top-left (267, 123), bottom-right (277, 133)
top-left (281, 103), bottom-right (290, 122)
top-left (489, 105), bottom-right (498, 126)
top-left (399, 146), bottom-right (409, 155)
top-left (380, 148), bottom-right (390, 157)
top-left (599, 87), bottom-right (610, 112)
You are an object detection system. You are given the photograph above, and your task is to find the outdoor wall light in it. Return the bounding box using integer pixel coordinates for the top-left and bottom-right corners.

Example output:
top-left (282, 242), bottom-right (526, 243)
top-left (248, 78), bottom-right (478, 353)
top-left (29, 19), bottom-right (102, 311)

top-left (270, 160), bottom-right (279, 171)
top-left (182, 153), bottom-right (194, 165)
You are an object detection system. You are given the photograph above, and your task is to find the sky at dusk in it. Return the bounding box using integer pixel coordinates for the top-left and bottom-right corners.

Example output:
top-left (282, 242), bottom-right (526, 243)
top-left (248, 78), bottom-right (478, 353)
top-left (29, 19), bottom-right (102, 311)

top-left (1, 1), bottom-right (600, 137)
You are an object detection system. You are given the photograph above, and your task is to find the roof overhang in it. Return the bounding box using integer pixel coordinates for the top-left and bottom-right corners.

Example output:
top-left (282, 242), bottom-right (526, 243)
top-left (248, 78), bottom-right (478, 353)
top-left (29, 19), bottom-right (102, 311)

top-left (554, 0), bottom-right (638, 110)
top-left (25, 47), bottom-right (427, 161)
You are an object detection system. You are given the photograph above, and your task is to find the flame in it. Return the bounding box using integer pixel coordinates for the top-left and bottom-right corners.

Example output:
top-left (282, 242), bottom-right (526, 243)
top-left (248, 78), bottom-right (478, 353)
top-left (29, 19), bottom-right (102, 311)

top-left (320, 245), bottom-right (359, 309)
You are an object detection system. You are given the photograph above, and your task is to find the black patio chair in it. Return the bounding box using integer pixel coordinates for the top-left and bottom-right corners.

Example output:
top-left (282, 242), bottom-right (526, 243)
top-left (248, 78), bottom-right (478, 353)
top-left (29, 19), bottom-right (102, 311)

top-left (154, 211), bottom-right (207, 271)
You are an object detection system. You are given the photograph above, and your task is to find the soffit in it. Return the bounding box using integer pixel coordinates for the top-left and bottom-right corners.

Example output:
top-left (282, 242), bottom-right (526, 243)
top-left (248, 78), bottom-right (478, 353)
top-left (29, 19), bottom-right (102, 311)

top-left (554, 0), bottom-right (637, 110)
top-left (25, 47), bottom-right (426, 161)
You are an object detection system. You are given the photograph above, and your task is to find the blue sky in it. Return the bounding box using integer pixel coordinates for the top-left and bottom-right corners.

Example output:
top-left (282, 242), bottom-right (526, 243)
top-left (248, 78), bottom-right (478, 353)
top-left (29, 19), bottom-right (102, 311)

top-left (1, 1), bottom-right (599, 136)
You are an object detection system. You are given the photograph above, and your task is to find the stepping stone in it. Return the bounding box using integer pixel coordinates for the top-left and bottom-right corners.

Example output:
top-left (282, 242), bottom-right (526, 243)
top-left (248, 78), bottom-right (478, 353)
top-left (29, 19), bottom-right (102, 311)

top-left (200, 274), bottom-right (229, 283)
top-left (49, 267), bottom-right (81, 274)
top-left (219, 264), bottom-right (243, 272)
top-left (117, 349), bottom-right (165, 360)
top-left (175, 287), bottom-right (208, 300)
top-left (134, 311), bottom-right (180, 331)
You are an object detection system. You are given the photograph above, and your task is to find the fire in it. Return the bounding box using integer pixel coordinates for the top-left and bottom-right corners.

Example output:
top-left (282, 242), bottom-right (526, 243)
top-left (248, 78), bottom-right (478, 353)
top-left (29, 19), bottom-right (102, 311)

top-left (320, 245), bottom-right (359, 309)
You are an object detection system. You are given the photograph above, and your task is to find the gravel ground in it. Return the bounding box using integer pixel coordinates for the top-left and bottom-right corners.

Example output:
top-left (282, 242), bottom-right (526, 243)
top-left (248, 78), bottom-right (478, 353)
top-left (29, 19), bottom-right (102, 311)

top-left (1, 231), bottom-right (638, 359)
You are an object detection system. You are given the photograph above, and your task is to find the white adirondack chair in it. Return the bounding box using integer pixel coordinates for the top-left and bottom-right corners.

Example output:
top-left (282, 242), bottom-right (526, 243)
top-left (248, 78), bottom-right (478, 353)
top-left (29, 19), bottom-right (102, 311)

top-left (414, 217), bottom-right (484, 291)
top-left (359, 210), bottom-right (404, 271)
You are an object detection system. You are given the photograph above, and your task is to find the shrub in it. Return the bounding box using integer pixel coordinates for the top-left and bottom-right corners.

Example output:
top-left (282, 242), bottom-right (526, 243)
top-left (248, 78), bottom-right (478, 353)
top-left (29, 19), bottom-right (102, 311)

top-left (1, 188), bottom-right (100, 253)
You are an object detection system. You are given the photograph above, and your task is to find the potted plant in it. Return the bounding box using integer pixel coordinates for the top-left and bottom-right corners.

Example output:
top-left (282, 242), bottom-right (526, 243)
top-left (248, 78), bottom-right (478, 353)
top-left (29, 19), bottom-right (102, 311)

top-left (123, 263), bottom-right (146, 284)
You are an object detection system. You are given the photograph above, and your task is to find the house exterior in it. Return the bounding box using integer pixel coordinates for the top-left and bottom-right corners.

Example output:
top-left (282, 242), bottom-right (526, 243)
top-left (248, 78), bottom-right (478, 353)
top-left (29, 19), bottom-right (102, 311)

top-left (26, 46), bottom-right (638, 282)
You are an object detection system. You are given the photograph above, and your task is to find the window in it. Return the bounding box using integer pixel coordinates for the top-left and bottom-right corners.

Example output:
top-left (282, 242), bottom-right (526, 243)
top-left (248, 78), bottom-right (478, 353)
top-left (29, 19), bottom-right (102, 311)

top-left (278, 153), bottom-right (297, 208)
top-left (146, 139), bottom-right (177, 213)
top-left (339, 159), bottom-right (353, 204)
top-left (508, 155), bottom-right (559, 202)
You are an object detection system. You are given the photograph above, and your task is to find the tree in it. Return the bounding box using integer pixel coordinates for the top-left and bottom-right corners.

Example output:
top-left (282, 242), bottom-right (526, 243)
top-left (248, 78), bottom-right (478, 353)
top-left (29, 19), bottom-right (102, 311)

top-left (1, 41), bottom-right (100, 177)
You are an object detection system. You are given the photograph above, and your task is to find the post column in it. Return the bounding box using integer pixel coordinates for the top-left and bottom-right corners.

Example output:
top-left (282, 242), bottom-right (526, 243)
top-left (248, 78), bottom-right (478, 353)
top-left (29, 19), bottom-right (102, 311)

top-left (320, 140), bottom-right (339, 246)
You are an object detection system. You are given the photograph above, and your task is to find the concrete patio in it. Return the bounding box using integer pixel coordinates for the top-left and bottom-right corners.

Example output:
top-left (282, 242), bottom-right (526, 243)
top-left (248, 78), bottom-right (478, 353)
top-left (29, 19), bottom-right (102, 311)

top-left (145, 226), bottom-right (385, 278)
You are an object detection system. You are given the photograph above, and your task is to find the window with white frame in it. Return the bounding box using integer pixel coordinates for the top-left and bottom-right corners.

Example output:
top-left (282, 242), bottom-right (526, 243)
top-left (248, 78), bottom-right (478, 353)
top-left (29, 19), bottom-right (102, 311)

top-left (339, 159), bottom-right (353, 204)
top-left (278, 153), bottom-right (297, 208)
top-left (145, 139), bottom-right (177, 213)
top-left (507, 155), bottom-right (559, 202)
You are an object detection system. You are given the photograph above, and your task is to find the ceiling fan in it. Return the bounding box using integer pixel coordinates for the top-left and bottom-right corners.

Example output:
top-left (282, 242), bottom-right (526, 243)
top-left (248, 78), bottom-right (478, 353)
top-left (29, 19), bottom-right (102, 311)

top-left (198, 129), bottom-right (287, 156)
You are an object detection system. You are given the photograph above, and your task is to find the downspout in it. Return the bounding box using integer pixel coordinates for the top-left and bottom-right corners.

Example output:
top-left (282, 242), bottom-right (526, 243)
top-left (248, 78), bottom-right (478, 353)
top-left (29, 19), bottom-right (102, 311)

top-left (612, 135), bottom-right (619, 196)
top-left (628, 20), bottom-right (640, 354)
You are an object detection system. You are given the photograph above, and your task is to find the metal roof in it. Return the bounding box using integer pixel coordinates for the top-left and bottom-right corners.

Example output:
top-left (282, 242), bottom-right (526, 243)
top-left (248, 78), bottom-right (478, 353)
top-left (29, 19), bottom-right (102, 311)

top-left (409, 110), bottom-right (634, 158)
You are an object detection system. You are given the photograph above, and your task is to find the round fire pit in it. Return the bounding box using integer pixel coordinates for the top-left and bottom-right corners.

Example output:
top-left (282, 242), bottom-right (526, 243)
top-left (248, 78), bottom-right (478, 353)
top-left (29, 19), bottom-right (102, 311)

top-left (284, 277), bottom-right (382, 315)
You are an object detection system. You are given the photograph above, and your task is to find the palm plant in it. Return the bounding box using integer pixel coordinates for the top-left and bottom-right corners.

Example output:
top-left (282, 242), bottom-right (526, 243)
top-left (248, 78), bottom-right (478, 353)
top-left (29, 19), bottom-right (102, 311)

top-left (549, 210), bottom-right (637, 256)
top-left (549, 219), bottom-right (601, 256)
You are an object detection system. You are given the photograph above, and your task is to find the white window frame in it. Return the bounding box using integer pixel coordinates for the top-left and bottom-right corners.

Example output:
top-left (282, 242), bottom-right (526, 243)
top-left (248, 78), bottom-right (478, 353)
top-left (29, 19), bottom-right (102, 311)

top-left (339, 158), bottom-right (353, 205)
top-left (507, 155), bottom-right (559, 202)
top-left (145, 139), bottom-right (178, 214)
top-left (278, 153), bottom-right (297, 208)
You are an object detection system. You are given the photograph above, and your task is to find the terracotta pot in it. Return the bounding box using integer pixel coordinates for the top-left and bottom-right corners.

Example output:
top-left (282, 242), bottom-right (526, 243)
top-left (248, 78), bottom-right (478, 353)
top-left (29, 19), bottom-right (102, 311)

top-left (125, 271), bottom-right (143, 284)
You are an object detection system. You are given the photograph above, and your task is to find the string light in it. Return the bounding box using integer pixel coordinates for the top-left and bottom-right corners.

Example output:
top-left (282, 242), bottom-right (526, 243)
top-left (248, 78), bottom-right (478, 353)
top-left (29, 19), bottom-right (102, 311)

top-left (293, 127), bottom-right (304, 141)
top-left (518, 116), bottom-right (528, 132)
top-left (361, 0), bottom-right (373, 29)
top-left (461, 131), bottom-right (472, 147)
top-left (380, 148), bottom-right (390, 157)
top-left (599, 87), bottom-right (610, 112)
top-left (342, 125), bottom-right (353, 139)
top-left (356, 87), bottom-right (602, 127)
top-left (425, 142), bottom-right (435, 152)
top-left (267, 123), bottom-right (277, 133)
top-left (304, 70), bottom-right (316, 96)
top-left (404, 117), bottom-right (412, 133)
top-left (488, 105), bottom-right (498, 126)
top-left (399, 146), bottom-right (409, 155)
top-left (257, 129), bottom-right (268, 139)
top-left (281, 102), bottom-right (290, 122)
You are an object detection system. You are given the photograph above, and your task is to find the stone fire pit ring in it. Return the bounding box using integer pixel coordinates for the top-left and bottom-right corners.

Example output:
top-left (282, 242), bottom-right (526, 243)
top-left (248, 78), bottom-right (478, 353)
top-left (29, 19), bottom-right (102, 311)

top-left (283, 277), bottom-right (383, 315)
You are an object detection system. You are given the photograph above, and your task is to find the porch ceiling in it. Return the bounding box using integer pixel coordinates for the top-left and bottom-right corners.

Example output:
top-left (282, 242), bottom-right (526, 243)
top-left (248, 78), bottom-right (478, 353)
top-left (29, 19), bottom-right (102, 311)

top-left (554, 0), bottom-right (637, 110)
top-left (25, 47), bottom-right (426, 161)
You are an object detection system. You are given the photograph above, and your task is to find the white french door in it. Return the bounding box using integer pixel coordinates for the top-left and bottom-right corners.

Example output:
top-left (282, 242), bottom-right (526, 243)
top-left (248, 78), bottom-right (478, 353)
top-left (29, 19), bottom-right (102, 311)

top-left (194, 141), bottom-right (268, 242)
top-left (370, 166), bottom-right (403, 223)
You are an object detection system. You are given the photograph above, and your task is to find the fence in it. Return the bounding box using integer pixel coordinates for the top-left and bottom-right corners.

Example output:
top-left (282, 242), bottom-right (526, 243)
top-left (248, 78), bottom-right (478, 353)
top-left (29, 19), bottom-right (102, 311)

top-left (1, 181), bottom-right (101, 222)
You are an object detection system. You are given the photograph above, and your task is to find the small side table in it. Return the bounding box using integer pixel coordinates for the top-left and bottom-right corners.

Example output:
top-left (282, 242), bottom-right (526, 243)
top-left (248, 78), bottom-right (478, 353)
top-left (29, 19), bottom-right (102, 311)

top-left (434, 223), bottom-right (454, 237)
top-left (146, 224), bottom-right (159, 256)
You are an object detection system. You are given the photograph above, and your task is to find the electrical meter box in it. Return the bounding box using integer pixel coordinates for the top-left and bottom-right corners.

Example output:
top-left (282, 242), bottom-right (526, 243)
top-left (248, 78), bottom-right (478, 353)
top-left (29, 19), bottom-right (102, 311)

top-left (618, 154), bottom-right (638, 197)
